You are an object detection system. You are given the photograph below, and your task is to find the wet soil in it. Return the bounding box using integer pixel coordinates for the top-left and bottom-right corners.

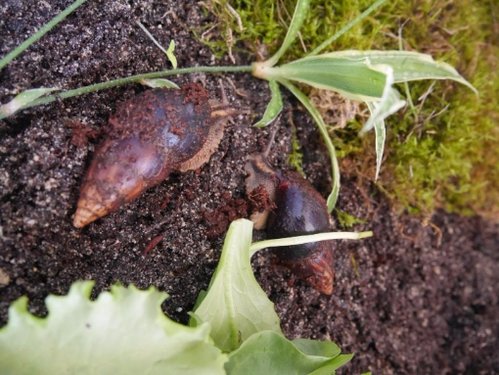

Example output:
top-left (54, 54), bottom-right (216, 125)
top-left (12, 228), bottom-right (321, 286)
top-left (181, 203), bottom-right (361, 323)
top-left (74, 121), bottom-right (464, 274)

top-left (0, 1), bottom-right (497, 374)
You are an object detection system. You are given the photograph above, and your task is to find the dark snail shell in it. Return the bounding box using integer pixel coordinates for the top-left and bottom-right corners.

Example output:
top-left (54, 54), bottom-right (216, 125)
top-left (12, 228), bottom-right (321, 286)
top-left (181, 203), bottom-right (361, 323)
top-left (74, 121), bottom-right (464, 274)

top-left (73, 84), bottom-right (227, 228)
top-left (245, 155), bottom-right (335, 295)
top-left (266, 173), bottom-right (334, 295)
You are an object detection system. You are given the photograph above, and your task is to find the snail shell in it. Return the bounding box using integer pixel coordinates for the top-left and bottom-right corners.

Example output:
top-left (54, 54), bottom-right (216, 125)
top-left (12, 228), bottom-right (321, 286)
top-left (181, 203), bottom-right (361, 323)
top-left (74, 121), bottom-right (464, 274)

top-left (73, 84), bottom-right (227, 228)
top-left (245, 155), bottom-right (335, 295)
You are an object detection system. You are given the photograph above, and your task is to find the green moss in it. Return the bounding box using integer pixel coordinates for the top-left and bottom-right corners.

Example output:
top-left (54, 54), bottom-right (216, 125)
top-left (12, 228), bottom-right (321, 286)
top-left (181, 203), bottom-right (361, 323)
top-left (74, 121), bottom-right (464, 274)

top-left (335, 209), bottom-right (367, 228)
top-left (288, 122), bottom-right (305, 176)
top-left (202, 0), bottom-right (498, 217)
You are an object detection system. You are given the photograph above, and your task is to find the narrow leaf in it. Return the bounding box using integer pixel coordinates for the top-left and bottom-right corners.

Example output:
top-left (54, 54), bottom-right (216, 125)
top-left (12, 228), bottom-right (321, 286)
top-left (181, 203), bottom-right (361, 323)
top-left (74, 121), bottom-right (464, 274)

top-left (0, 0), bottom-right (88, 71)
top-left (0, 88), bottom-right (57, 118)
top-left (137, 22), bottom-right (178, 69)
top-left (139, 78), bottom-right (179, 89)
top-left (266, 0), bottom-right (311, 66)
top-left (253, 80), bottom-right (283, 127)
top-left (193, 219), bottom-right (282, 352)
top-left (279, 80), bottom-right (340, 212)
top-left (166, 40), bottom-right (178, 69)
top-left (225, 331), bottom-right (352, 374)
top-left (367, 102), bottom-right (387, 180)
top-left (321, 50), bottom-right (476, 93)
top-left (360, 65), bottom-right (406, 134)
top-left (308, 0), bottom-right (388, 56)
top-left (266, 57), bottom-right (387, 101)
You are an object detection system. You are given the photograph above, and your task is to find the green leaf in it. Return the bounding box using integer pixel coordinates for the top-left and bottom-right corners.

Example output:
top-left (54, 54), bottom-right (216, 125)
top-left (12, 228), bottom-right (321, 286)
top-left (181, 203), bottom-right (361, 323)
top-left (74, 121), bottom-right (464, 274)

top-left (308, 0), bottom-right (388, 57)
top-left (139, 78), bottom-right (180, 89)
top-left (292, 338), bottom-right (341, 357)
top-left (225, 331), bottom-right (353, 374)
top-left (369, 102), bottom-right (387, 181)
top-left (166, 40), bottom-right (178, 69)
top-left (266, 56), bottom-right (387, 101)
top-left (358, 65), bottom-right (405, 180)
top-left (266, 0), bottom-right (311, 67)
top-left (279, 80), bottom-right (340, 212)
top-left (253, 80), bottom-right (283, 127)
top-left (192, 219), bottom-right (282, 352)
top-left (321, 50), bottom-right (477, 93)
top-left (0, 281), bottom-right (226, 375)
top-left (0, 87), bottom-right (57, 118)
top-left (137, 21), bottom-right (178, 69)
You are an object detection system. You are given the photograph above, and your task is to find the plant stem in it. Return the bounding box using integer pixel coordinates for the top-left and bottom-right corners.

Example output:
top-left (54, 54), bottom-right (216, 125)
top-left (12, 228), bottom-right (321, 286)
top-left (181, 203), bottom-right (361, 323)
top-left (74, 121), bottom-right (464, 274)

top-left (0, 65), bottom-right (252, 119)
top-left (307, 0), bottom-right (388, 57)
top-left (0, 0), bottom-right (88, 71)
top-left (250, 231), bottom-right (373, 256)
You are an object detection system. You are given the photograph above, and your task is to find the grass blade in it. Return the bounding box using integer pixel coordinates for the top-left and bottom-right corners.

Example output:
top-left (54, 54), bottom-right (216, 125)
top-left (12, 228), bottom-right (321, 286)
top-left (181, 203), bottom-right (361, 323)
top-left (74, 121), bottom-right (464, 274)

top-left (265, 0), bottom-right (311, 66)
top-left (0, 0), bottom-right (88, 71)
top-left (279, 80), bottom-right (340, 212)
top-left (308, 0), bottom-right (388, 56)
top-left (366, 102), bottom-right (387, 180)
top-left (253, 80), bottom-right (283, 127)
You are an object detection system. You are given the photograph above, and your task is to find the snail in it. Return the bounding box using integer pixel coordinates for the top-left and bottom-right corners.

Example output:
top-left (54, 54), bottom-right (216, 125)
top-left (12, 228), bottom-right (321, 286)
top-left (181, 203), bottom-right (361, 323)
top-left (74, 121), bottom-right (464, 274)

top-left (245, 153), bottom-right (334, 295)
top-left (73, 83), bottom-right (230, 228)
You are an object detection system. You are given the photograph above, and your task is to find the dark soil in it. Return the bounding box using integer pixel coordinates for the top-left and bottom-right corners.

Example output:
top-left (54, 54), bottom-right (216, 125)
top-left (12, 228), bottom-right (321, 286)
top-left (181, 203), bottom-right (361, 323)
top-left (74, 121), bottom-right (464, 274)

top-left (0, 1), bottom-right (497, 374)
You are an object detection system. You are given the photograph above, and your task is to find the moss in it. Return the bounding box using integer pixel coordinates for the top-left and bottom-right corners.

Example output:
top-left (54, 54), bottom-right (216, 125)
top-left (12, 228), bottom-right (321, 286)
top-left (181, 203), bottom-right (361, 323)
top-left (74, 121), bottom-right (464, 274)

top-left (202, 0), bottom-right (498, 217)
top-left (335, 209), bottom-right (367, 228)
top-left (288, 121), bottom-right (305, 176)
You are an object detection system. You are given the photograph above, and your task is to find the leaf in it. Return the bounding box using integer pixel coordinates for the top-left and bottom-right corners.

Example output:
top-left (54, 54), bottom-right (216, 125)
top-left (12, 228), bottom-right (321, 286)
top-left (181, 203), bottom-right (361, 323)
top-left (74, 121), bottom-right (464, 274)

top-left (137, 21), bottom-right (178, 69)
top-left (0, 281), bottom-right (226, 375)
top-left (279, 80), bottom-right (340, 212)
top-left (253, 80), bottom-right (283, 127)
top-left (359, 64), bottom-right (405, 134)
top-left (321, 50), bottom-right (477, 93)
top-left (139, 78), bottom-right (180, 89)
top-left (166, 40), bottom-right (178, 69)
top-left (0, 87), bottom-right (57, 118)
top-left (266, 0), bottom-right (311, 66)
top-left (308, 0), bottom-right (388, 57)
top-left (266, 56), bottom-right (387, 101)
top-left (192, 219), bottom-right (282, 352)
top-left (368, 102), bottom-right (387, 180)
top-left (225, 330), bottom-right (353, 374)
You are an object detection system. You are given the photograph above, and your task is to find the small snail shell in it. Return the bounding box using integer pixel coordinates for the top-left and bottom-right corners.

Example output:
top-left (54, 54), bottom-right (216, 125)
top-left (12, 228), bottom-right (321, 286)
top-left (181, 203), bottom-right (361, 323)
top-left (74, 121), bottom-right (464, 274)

top-left (73, 84), bottom-right (228, 228)
top-left (245, 155), bottom-right (334, 295)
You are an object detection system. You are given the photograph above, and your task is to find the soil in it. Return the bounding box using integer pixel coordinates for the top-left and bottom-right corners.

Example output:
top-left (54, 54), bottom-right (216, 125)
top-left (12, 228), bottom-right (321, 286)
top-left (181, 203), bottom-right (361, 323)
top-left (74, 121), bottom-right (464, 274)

top-left (0, 1), bottom-right (497, 374)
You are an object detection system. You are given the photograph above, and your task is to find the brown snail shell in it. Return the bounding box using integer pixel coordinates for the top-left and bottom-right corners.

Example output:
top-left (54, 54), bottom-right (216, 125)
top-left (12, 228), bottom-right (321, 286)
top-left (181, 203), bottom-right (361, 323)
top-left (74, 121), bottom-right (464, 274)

top-left (245, 154), bottom-right (335, 295)
top-left (73, 84), bottom-right (228, 228)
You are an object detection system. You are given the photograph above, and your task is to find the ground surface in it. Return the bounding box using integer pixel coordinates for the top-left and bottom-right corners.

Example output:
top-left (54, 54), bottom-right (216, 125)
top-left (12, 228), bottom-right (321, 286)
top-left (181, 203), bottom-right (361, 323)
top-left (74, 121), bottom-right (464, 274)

top-left (0, 1), bottom-right (498, 374)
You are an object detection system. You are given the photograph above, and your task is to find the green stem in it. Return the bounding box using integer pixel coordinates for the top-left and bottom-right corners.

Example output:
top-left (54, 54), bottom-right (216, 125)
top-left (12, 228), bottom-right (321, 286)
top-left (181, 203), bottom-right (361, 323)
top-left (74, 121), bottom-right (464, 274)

top-left (250, 231), bottom-right (373, 256)
top-left (279, 79), bottom-right (341, 213)
top-left (0, 0), bottom-right (88, 71)
top-left (0, 65), bottom-right (252, 119)
top-left (307, 0), bottom-right (388, 57)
